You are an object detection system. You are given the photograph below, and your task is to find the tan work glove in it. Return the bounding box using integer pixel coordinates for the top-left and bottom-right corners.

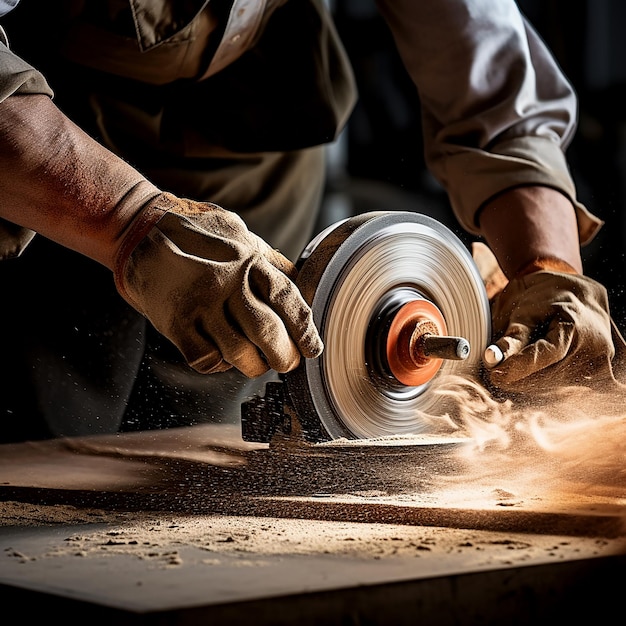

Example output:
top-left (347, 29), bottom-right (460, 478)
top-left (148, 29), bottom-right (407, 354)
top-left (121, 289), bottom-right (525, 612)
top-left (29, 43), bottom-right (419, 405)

top-left (114, 193), bottom-right (323, 377)
top-left (472, 243), bottom-right (626, 394)
top-left (0, 217), bottom-right (35, 260)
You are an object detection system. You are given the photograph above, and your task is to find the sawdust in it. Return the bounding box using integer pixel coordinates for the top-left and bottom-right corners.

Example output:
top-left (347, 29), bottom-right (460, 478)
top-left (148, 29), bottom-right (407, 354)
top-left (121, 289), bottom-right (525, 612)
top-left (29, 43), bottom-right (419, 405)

top-left (0, 501), bottom-right (127, 527)
top-left (2, 501), bottom-right (622, 570)
top-left (424, 375), bottom-right (626, 499)
top-left (315, 433), bottom-right (470, 447)
top-left (2, 371), bottom-right (626, 576)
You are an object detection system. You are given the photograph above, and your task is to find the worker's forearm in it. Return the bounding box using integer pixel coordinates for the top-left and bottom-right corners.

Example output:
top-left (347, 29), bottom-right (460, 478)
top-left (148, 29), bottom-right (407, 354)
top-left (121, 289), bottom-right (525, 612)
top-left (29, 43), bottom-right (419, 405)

top-left (0, 94), bottom-right (160, 268)
top-left (478, 186), bottom-right (583, 279)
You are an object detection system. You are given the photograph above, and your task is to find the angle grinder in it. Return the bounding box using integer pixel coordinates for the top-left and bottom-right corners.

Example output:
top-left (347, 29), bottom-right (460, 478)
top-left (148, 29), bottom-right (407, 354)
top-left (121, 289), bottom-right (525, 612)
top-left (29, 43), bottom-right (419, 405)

top-left (241, 211), bottom-right (491, 445)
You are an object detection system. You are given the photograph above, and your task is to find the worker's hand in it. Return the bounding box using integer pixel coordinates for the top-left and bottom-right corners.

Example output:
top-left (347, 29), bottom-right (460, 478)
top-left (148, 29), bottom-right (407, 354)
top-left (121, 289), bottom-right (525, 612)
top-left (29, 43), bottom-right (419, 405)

top-left (114, 193), bottom-right (323, 377)
top-left (484, 268), bottom-right (626, 394)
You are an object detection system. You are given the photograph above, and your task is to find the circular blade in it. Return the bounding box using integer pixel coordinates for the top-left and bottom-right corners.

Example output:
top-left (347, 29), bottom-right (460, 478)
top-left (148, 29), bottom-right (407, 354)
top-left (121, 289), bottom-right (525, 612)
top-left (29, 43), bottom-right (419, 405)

top-left (288, 211), bottom-right (490, 441)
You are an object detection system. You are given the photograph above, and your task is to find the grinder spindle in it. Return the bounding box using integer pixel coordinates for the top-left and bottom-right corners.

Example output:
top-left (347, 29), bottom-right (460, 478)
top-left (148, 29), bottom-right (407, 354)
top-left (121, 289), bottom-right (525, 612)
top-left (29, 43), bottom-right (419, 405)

top-left (417, 334), bottom-right (470, 361)
top-left (385, 299), bottom-right (470, 387)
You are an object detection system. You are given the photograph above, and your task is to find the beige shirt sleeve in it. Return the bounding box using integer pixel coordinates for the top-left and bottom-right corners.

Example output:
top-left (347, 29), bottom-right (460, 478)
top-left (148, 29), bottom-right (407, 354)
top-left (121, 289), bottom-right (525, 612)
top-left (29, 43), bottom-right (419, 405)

top-left (0, 40), bottom-right (53, 258)
top-left (0, 41), bottom-right (52, 101)
top-left (375, 0), bottom-right (602, 245)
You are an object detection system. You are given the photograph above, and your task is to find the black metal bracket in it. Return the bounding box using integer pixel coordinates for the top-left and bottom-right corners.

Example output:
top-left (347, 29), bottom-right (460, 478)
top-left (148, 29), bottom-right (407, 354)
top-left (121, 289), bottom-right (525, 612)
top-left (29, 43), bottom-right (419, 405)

top-left (240, 380), bottom-right (292, 443)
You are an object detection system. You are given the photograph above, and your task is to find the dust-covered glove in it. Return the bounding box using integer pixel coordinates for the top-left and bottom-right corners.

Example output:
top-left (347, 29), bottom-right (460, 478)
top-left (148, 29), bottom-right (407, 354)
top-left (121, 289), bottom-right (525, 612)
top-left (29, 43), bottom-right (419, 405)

top-left (0, 218), bottom-right (35, 260)
top-left (113, 193), bottom-right (323, 377)
top-left (484, 263), bottom-right (626, 394)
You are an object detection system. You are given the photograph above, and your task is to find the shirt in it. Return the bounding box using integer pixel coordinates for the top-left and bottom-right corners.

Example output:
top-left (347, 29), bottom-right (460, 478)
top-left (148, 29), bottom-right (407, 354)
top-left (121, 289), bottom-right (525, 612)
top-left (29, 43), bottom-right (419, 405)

top-left (0, 0), bottom-right (19, 19)
top-left (0, 0), bottom-right (604, 246)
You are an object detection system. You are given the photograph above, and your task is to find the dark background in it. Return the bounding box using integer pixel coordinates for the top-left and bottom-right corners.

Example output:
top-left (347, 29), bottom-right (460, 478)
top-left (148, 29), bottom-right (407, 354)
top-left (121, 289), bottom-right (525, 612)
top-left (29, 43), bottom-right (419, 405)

top-left (323, 0), bottom-right (626, 336)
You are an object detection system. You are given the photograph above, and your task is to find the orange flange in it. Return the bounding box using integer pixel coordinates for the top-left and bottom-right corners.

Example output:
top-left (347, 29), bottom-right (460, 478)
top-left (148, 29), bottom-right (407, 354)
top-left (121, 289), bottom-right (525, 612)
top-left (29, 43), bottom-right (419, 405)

top-left (386, 299), bottom-right (447, 387)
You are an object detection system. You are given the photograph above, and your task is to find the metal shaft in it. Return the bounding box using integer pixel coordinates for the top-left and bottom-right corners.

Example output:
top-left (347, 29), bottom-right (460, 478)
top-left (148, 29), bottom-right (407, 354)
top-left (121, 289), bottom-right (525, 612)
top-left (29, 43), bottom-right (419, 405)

top-left (417, 333), bottom-right (470, 361)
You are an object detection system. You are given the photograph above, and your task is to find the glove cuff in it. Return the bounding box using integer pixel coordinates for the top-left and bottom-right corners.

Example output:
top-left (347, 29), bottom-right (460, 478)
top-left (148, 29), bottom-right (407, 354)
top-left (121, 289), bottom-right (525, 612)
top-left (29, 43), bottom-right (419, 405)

top-left (0, 218), bottom-right (36, 260)
top-left (514, 256), bottom-right (580, 278)
top-left (113, 192), bottom-right (179, 305)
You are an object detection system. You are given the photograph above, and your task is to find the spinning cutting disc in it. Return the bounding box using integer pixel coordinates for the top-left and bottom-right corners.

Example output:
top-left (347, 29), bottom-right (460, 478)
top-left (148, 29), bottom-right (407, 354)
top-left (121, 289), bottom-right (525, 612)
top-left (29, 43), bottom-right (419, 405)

top-left (286, 211), bottom-right (490, 441)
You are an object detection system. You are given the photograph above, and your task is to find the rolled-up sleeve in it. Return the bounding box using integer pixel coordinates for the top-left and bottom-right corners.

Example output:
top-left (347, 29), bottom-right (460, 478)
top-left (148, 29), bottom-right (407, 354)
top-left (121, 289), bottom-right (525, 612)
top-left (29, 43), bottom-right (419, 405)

top-left (375, 0), bottom-right (602, 244)
top-left (0, 40), bottom-right (52, 101)
top-left (0, 34), bottom-right (53, 259)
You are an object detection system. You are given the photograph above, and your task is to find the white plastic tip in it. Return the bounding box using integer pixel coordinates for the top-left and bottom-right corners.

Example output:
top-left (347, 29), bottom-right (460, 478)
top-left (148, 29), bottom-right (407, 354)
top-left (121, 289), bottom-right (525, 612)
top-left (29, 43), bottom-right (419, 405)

top-left (483, 344), bottom-right (504, 368)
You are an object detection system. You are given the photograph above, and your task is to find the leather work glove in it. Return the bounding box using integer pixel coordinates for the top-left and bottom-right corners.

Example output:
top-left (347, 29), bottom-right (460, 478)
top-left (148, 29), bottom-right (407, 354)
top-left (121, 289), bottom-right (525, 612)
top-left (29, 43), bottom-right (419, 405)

top-left (472, 244), bottom-right (626, 395)
top-left (114, 193), bottom-right (324, 378)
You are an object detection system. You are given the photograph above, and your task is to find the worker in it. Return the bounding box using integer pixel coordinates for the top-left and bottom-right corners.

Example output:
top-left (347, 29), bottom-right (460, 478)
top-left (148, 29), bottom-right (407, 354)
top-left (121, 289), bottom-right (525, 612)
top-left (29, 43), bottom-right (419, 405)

top-left (0, 0), bottom-right (623, 443)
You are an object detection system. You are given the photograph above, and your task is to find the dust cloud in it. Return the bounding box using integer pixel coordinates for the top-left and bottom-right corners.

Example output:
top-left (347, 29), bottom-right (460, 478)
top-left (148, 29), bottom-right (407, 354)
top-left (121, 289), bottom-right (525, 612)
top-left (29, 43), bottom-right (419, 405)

top-left (425, 374), bottom-right (626, 504)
